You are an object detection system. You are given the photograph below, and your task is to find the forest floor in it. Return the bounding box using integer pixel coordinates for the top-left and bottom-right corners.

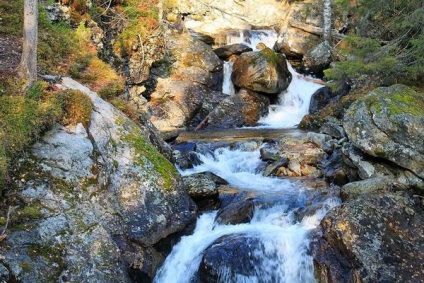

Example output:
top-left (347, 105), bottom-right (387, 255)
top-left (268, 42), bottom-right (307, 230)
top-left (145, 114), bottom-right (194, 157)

top-left (0, 35), bottom-right (21, 74)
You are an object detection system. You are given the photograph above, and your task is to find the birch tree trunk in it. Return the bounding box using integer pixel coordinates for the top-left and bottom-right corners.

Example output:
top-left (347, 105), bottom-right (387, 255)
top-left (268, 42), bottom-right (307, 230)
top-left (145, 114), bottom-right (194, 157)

top-left (323, 0), bottom-right (332, 44)
top-left (18, 0), bottom-right (38, 85)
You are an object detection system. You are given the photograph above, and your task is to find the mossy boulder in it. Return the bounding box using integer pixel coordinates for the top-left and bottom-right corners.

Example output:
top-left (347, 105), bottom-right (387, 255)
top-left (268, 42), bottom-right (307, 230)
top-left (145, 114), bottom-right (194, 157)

top-left (313, 193), bottom-right (424, 282)
top-left (343, 84), bottom-right (424, 179)
top-left (0, 78), bottom-right (196, 282)
top-left (231, 48), bottom-right (292, 95)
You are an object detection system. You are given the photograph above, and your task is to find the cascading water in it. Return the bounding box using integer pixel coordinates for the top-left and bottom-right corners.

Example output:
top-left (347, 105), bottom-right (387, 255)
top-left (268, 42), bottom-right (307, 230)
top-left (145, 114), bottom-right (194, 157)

top-left (154, 30), bottom-right (336, 283)
top-left (154, 145), bottom-right (341, 283)
top-left (225, 30), bottom-right (279, 51)
top-left (223, 29), bottom-right (324, 128)
top-left (258, 64), bottom-right (323, 128)
top-left (222, 61), bottom-right (235, 95)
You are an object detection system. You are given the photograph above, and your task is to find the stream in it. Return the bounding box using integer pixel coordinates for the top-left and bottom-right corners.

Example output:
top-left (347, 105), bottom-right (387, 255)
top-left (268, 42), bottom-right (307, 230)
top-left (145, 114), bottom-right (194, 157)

top-left (154, 30), bottom-right (339, 283)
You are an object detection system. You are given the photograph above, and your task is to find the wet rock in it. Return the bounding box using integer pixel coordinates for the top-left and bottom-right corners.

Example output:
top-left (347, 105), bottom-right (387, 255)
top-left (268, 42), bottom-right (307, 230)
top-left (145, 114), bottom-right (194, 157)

top-left (183, 172), bottom-right (227, 199)
top-left (207, 89), bottom-right (270, 129)
top-left (314, 193), bottom-right (424, 283)
top-left (189, 31), bottom-right (214, 45)
top-left (213, 43), bottom-right (253, 59)
top-left (148, 33), bottom-right (223, 132)
top-left (215, 198), bottom-right (256, 225)
top-left (340, 176), bottom-right (395, 201)
top-left (343, 84), bottom-right (424, 179)
top-left (198, 235), bottom-right (262, 283)
top-left (172, 142), bottom-right (202, 169)
top-left (319, 122), bottom-right (346, 139)
top-left (149, 79), bottom-right (211, 132)
top-left (0, 264), bottom-right (9, 282)
top-left (263, 157), bottom-right (289, 177)
top-left (307, 132), bottom-right (332, 152)
top-left (260, 145), bottom-right (280, 162)
top-left (302, 41), bottom-right (332, 74)
top-left (321, 151), bottom-right (349, 186)
top-left (309, 87), bottom-right (331, 115)
top-left (218, 186), bottom-right (255, 209)
top-left (341, 144), bottom-right (375, 180)
top-left (232, 48), bottom-right (291, 95)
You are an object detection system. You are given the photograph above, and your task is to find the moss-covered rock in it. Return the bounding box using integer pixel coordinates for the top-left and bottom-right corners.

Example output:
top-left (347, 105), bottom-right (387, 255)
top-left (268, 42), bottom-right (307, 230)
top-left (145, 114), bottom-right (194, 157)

top-left (232, 48), bottom-right (292, 95)
top-left (313, 193), bottom-right (424, 283)
top-left (0, 78), bottom-right (196, 282)
top-left (343, 84), bottom-right (424, 180)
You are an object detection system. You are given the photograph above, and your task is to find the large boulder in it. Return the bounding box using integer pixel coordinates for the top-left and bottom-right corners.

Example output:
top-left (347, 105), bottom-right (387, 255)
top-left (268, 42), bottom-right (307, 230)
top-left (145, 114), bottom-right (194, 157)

top-left (207, 88), bottom-right (270, 129)
top-left (198, 235), bottom-right (262, 283)
top-left (231, 48), bottom-right (292, 95)
top-left (343, 84), bottom-right (424, 179)
top-left (147, 33), bottom-right (223, 133)
top-left (313, 193), bottom-right (424, 283)
top-left (0, 78), bottom-right (196, 282)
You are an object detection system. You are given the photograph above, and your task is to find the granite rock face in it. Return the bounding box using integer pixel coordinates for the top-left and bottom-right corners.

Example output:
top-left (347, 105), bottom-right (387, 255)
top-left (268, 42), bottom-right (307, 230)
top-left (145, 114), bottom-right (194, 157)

top-left (343, 84), bottom-right (424, 179)
top-left (0, 78), bottom-right (196, 282)
top-left (313, 193), bottom-right (424, 283)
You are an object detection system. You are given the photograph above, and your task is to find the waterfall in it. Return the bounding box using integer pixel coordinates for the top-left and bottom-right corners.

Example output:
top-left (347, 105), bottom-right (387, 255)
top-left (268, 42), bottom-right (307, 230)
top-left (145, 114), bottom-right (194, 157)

top-left (222, 61), bottom-right (235, 95)
top-left (221, 29), bottom-right (323, 128)
top-left (258, 65), bottom-right (323, 128)
top-left (225, 29), bottom-right (278, 50)
top-left (154, 145), bottom-right (341, 283)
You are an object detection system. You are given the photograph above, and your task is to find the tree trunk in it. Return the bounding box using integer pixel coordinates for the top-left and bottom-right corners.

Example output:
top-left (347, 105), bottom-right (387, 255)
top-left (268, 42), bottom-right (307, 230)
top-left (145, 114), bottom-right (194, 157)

top-left (323, 0), bottom-right (332, 44)
top-left (18, 0), bottom-right (38, 85)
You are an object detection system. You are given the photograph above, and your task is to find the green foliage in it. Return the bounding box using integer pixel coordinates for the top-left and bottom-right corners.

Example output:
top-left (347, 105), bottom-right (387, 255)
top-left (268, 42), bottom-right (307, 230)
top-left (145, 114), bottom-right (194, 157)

top-left (0, 84), bottom-right (94, 188)
top-left (70, 55), bottom-right (94, 79)
top-left (0, 0), bottom-right (23, 36)
top-left (99, 82), bottom-right (125, 100)
top-left (38, 11), bottom-right (78, 75)
top-left (327, 0), bottom-right (424, 86)
top-left (113, 0), bottom-right (160, 56)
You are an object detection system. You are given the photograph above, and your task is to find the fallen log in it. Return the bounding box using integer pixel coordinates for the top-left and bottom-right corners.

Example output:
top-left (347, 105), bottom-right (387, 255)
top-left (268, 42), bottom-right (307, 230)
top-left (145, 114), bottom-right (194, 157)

top-left (288, 20), bottom-right (346, 40)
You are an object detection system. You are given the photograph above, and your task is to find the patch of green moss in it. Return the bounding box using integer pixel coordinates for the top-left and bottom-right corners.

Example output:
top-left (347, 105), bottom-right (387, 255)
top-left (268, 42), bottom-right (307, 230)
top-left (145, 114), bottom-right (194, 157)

top-left (367, 84), bottom-right (424, 117)
top-left (0, 85), bottom-right (65, 188)
top-left (119, 120), bottom-right (177, 191)
top-left (257, 47), bottom-right (281, 67)
top-left (27, 243), bottom-right (66, 281)
top-left (19, 262), bottom-right (33, 273)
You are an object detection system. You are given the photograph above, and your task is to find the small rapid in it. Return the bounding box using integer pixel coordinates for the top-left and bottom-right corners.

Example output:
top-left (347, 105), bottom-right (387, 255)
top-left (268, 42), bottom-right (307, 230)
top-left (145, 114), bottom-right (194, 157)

top-left (154, 30), bottom-right (336, 283)
top-left (154, 144), bottom-right (340, 283)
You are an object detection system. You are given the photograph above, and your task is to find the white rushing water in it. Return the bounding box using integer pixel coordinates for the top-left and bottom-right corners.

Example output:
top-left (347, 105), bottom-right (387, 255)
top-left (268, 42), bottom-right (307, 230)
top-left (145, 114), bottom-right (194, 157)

top-left (222, 61), bottom-right (235, 95)
top-left (154, 145), bottom-right (341, 283)
top-left (223, 29), bottom-right (324, 128)
top-left (226, 30), bottom-right (279, 51)
top-left (257, 65), bottom-right (323, 128)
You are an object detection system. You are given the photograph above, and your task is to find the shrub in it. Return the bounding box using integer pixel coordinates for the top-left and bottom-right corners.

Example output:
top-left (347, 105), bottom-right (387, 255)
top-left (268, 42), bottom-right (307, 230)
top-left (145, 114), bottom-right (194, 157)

top-left (327, 0), bottom-right (424, 86)
top-left (99, 82), bottom-right (125, 100)
top-left (59, 90), bottom-right (93, 127)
